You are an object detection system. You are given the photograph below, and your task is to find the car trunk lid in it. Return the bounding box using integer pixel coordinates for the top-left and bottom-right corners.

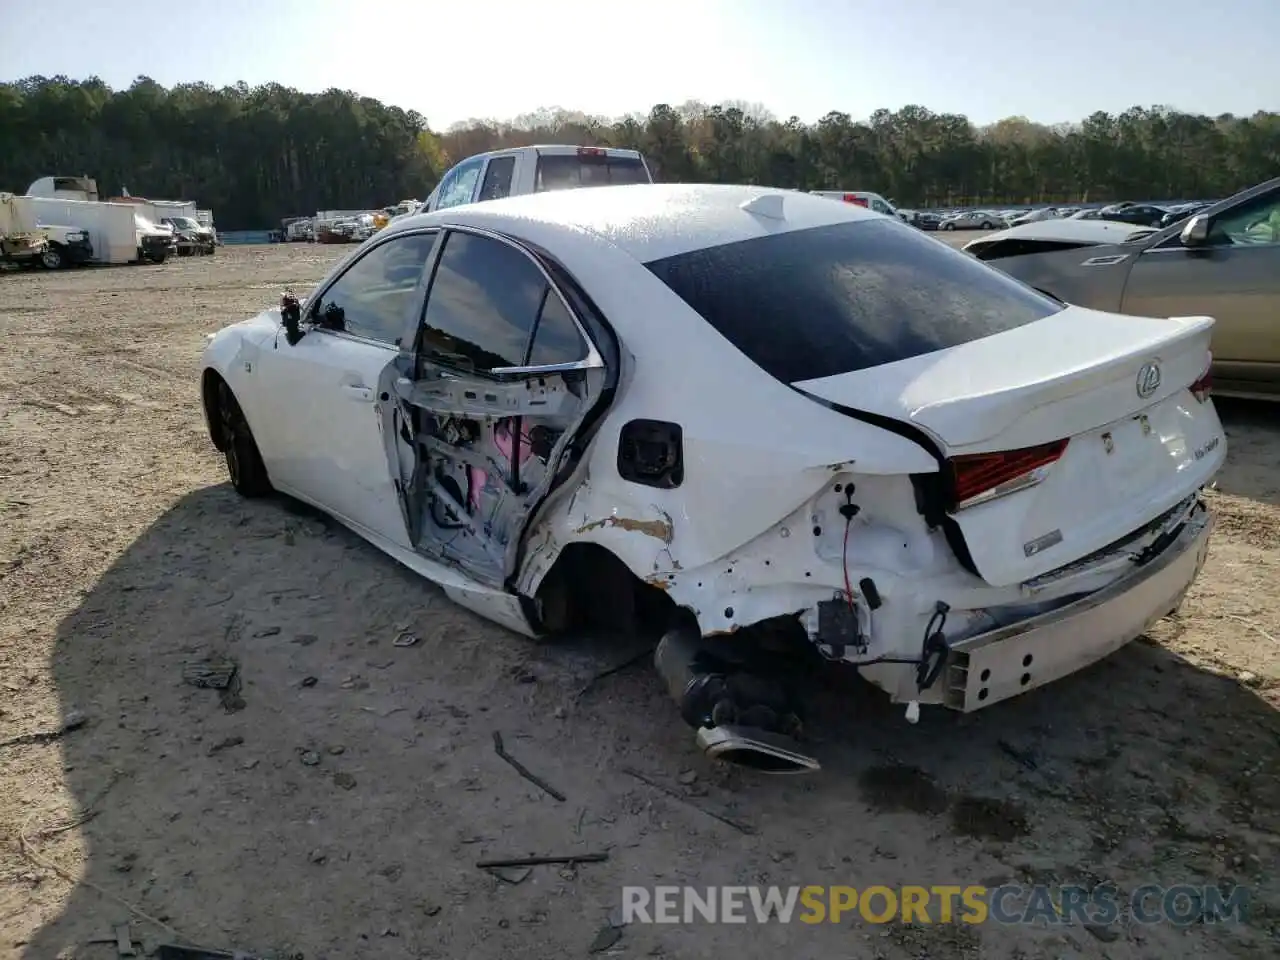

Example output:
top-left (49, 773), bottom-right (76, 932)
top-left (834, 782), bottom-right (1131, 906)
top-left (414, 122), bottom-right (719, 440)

top-left (794, 306), bottom-right (1225, 586)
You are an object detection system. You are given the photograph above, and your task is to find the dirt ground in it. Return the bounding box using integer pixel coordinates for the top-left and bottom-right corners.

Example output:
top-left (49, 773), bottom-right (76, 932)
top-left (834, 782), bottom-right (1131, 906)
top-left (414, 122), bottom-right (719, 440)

top-left (0, 244), bottom-right (1277, 960)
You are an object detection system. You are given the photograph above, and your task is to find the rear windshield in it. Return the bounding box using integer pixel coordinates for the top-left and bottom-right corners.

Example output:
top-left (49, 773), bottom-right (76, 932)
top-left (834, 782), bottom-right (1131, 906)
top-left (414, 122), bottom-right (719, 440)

top-left (535, 153), bottom-right (650, 192)
top-left (645, 218), bottom-right (1063, 383)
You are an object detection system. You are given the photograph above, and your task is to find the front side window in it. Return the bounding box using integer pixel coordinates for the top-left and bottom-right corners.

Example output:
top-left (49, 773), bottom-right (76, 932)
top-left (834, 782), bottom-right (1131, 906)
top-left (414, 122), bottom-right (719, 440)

top-left (436, 158), bottom-right (484, 210)
top-left (310, 232), bottom-right (437, 344)
top-left (645, 218), bottom-right (1063, 384)
top-left (1209, 190), bottom-right (1280, 246)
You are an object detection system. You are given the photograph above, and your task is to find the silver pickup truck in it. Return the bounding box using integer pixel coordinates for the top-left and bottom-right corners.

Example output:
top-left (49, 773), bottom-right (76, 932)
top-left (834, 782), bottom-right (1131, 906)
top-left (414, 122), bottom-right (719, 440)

top-left (420, 145), bottom-right (653, 214)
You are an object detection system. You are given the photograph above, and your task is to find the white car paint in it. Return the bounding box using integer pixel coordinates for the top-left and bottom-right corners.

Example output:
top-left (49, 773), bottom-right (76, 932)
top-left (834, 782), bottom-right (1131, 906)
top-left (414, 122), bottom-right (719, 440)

top-left (202, 183), bottom-right (1226, 717)
top-left (964, 218), bottom-right (1156, 253)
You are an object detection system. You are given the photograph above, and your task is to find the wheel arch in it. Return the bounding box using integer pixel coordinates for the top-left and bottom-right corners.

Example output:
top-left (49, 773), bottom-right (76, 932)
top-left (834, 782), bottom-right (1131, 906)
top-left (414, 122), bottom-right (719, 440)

top-left (530, 541), bottom-right (680, 638)
top-left (201, 367), bottom-right (230, 451)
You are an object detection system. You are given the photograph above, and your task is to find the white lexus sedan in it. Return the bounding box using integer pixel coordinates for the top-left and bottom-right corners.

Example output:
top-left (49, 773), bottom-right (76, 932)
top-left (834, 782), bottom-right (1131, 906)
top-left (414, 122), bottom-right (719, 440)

top-left (201, 184), bottom-right (1224, 769)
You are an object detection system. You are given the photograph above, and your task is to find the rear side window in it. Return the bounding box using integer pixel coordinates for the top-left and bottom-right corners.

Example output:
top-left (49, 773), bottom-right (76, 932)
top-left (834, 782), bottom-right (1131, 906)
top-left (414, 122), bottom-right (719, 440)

top-left (645, 219), bottom-right (1062, 383)
top-left (528, 292), bottom-right (589, 366)
top-left (535, 153), bottom-right (649, 192)
top-left (420, 232), bottom-right (546, 372)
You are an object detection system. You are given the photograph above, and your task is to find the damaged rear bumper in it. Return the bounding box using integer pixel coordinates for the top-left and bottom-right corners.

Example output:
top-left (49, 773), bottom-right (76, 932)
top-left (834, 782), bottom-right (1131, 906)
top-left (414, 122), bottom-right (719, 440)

top-left (942, 503), bottom-right (1213, 711)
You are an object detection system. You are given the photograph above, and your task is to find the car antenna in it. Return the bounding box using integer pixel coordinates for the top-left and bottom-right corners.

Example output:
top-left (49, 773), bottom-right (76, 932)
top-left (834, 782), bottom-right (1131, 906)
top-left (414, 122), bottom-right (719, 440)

top-left (739, 194), bottom-right (786, 220)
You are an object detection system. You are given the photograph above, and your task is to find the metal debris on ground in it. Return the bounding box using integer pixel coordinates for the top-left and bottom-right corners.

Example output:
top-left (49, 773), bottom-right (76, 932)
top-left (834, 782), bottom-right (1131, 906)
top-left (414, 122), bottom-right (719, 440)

top-left (476, 852), bottom-right (609, 869)
top-left (492, 731), bottom-right (566, 801)
top-left (622, 766), bottom-right (755, 835)
top-left (0, 710), bottom-right (87, 750)
top-left (114, 922), bottom-right (136, 957)
top-left (182, 659), bottom-right (238, 690)
top-left (182, 657), bottom-right (245, 713)
top-left (588, 924), bottom-right (623, 953)
top-left (393, 630), bottom-right (420, 647)
top-left (486, 865), bottom-right (533, 884)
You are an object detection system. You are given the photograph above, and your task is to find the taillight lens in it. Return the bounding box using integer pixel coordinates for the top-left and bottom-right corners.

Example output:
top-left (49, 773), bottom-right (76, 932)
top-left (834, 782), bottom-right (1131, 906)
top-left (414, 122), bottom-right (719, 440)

top-left (946, 439), bottom-right (1069, 511)
top-left (1190, 364), bottom-right (1212, 403)
top-left (842, 194), bottom-right (869, 207)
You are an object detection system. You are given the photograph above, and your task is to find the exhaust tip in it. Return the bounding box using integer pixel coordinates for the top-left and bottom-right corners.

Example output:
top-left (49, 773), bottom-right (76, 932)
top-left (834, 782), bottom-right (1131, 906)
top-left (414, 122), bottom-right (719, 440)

top-left (696, 724), bottom-right (821, 775)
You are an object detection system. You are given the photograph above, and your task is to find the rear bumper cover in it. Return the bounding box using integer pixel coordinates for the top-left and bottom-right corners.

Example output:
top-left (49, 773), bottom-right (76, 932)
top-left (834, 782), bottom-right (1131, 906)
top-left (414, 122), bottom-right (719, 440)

top-left (942, 502), bottom-right (1213, 711)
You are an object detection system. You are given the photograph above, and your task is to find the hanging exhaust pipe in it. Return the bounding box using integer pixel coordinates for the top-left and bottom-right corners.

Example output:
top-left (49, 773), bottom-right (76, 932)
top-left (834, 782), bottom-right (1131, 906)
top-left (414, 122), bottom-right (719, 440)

top-left (653, 625), bottom-right (820, 774)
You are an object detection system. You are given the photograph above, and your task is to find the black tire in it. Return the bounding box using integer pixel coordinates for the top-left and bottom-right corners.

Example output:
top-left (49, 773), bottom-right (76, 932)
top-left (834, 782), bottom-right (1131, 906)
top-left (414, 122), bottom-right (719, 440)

top-left (217, 381), bottom-right (272, 497)
top-left (943, 222), bottom-right (955, 231)
top-left (40, 245), bottom-right (65, 269)
top-left (146, 250), bottom-right (168, 264)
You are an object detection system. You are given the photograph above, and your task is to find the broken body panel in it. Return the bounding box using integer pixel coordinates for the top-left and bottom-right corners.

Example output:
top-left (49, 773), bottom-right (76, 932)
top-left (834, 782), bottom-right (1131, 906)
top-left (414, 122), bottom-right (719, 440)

top-left (201, 186), bottom-right (1226, 773)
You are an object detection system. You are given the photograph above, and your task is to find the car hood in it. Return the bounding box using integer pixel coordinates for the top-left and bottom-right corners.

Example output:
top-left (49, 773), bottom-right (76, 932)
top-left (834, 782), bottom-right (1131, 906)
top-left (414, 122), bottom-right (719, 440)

top-left (963, 219), bottom-right (1153, 253)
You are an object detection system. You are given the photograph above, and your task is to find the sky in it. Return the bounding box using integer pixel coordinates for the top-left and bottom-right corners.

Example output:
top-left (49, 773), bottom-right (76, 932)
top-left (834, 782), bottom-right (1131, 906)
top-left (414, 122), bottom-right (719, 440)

top-left (1, 0), bottom-right (1276, 130)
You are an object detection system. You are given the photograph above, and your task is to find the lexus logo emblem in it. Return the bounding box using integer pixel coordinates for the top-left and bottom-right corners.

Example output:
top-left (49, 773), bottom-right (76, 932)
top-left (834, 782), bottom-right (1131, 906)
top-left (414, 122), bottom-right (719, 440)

top-left (1136, 361), bottom-right (1162, 399)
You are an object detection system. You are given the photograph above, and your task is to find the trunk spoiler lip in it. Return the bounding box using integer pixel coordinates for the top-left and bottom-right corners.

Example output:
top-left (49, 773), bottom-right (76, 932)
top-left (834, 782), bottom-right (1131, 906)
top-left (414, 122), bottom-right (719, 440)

top-left (791, 311), bottom-right (1215, 450)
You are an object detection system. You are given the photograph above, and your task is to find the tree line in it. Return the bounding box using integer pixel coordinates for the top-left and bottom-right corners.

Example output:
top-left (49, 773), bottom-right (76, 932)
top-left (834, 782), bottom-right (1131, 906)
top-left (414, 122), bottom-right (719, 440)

top-left (2, 76), bottom-right (1277, 230)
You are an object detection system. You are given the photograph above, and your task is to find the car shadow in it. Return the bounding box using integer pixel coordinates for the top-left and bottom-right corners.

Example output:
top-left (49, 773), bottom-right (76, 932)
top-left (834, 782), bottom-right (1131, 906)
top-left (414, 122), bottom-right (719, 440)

top-left (21, 483), bottom-right (1280, 960)
top-left (1214, 398), bottom-right (1280, 507)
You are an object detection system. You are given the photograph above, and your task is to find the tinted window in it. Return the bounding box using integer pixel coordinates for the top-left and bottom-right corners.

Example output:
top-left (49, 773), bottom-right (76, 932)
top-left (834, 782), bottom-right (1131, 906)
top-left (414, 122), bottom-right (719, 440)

top-left (535, 153), bottom-right (649, 192)
top-left (419, 232), bottom-right (547, 373)
top-left (310, 232), bottom-right (437, 344)
top-left (528, 291), bottom-right (589, 366)
top-left (645, 218), bottom-right (1062, 383)
top-left (478, 156), bottom-right (516, 202)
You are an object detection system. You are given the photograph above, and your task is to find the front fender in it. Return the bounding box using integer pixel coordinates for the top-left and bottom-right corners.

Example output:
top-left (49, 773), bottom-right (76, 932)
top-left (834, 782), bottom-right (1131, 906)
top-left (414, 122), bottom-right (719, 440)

top-left (200, 310), bottom-right (280, 446)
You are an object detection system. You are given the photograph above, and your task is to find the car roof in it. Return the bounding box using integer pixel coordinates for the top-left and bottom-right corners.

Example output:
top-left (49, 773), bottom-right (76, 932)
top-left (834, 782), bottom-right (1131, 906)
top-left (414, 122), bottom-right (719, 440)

top-left (388, 183), bottom-right (884, 263)
top-left (453, 144), bottom-right (644, 163)
top-left (964, 218), bottom-right (1153, 251)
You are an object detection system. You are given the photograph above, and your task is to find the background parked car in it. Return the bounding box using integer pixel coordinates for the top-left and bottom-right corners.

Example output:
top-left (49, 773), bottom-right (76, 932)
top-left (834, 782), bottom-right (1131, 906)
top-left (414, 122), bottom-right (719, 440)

top-left (1096, 203), bottom-right (1171, 227)
top-left (965, 177), bottom-right (1280, 401)
top-left (939, 210), bottom-right (1006, 230)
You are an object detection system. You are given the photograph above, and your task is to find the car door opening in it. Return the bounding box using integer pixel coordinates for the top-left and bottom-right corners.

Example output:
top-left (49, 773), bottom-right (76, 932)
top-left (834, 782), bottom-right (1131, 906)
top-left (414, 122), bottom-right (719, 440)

top-left (382, 229), bottom-right (613, 588)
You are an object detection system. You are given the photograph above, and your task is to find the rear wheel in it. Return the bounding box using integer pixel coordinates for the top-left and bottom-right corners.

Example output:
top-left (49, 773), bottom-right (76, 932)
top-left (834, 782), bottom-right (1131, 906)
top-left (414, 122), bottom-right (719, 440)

top-left (943, 222), bottom-right (955, 231)
top-left (217, 381), bottom-right (272, 497)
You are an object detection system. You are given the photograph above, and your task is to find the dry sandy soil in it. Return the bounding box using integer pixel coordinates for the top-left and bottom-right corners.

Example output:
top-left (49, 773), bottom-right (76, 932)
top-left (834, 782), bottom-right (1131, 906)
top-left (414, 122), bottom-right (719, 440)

top-left (0, 244), bottom-right (1277, 960)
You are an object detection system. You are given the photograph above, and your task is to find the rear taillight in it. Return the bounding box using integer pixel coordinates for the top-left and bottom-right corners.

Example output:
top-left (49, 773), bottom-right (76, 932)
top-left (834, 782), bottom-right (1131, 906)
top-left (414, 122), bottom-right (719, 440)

top-left (946, 439), bottom-right (1069, 511)
top-left (577, 147), bottom-right (606, 157)
top-left (1190, 363), bottom-right (1212, 403)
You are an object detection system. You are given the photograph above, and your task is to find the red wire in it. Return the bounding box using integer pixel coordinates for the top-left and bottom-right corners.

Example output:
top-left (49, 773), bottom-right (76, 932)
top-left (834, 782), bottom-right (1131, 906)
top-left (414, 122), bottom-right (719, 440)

top-left (842, 519), bottom-right (856, 613)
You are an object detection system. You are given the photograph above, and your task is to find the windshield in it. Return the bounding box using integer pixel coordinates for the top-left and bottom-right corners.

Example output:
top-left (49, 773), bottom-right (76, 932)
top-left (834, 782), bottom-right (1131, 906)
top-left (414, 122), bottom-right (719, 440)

top-left (645, 218), bottom-right (1063, 383)
top-left (169, 217), bottom-right (200, 230)
top-left (534, 153), bottom-right (650, 192)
